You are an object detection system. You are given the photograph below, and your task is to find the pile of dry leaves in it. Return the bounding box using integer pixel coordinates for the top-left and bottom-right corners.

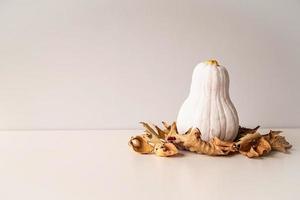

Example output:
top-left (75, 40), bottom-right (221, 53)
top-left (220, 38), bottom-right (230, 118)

top-left (128, 122), bottom-right (292, 158)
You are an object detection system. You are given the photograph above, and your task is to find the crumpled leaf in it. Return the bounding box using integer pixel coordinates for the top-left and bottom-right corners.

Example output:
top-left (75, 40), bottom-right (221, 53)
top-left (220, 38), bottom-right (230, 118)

top-left (242, 147), bottom-right (259, 158)
top-left (255, 137), bottom-right (272, 155)
top-left (152, 121), bottom-right (172, 137)
top-left (129, 135), bottom-right (154, 154)
top-left (211, 137), bottom-right (238, 152)
top-left (162, 121), bottom-right (171, 131)
top-left (263, 130), bottom-right (292, 152)
top-left (140, 122), bottom-right (163, 144)
top-left (236, 133), bottom-right (271, 158)
top-left (167, 128), bottom-right (237, 156)
top-left (154, 125), bottom-right (168, 139)
top-left (129, 122), bottom-right (179, 157)
top-left (235, 125), bottom-right (260, 141)
top-left (154, 142), bottom-right (179, 157)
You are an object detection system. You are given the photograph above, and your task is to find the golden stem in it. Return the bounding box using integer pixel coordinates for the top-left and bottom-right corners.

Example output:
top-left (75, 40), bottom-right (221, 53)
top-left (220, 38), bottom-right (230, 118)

top-left (205, 59), bottom-right (219, 66)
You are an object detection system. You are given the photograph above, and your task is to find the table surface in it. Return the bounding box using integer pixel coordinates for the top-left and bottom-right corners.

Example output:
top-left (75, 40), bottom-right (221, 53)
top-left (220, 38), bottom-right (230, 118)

top-left (0, 129), bottom-right (299, 200)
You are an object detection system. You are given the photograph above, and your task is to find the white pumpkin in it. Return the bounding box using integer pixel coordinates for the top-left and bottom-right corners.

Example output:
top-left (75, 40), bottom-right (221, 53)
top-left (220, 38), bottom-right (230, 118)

top-left (177, 60), bottom-right (239, 141)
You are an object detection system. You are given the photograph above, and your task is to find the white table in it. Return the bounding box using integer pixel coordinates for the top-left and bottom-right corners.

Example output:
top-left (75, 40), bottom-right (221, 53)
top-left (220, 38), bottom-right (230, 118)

top-left (0, 129), bottom-right (298, 200)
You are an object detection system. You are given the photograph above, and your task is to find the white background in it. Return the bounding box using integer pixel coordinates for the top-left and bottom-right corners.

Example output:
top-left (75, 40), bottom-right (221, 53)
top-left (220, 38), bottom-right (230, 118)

top-left (0, 0), bottom-right (299, 130)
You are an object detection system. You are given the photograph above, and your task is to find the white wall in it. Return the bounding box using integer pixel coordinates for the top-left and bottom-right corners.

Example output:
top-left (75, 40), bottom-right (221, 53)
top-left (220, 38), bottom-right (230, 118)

top-left (0, 0), bottom-right (299, 130)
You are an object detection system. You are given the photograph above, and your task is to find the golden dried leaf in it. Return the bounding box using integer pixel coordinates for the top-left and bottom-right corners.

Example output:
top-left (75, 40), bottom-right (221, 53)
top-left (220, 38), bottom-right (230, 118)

top-left (240, 147), bottom-right (259, 158)
top-left (129, 122), bottom-right (179, 157)
top-left (154, 142), bottom-right (179, 157)
top-left (236, 132), bottom-right (261, 151)
top-left (235, 125), bottom-right (260, 141)
top-left (162, 121), bottom-right (171, 131)
top-left (256, 137), bottom-right (271, 155)
top-left (211, 137), bottom-right (238, 152)
top-left (236, 133), bottom-right (271, 158)
top-left (129, 135), bottom-right (154, 154)
top-left (167, 128), bottom-right (236, 156)
top-left (168, 122), bottom-right (178, 135)
top-left (140, 122), bottom-right (162, 144)
top-left (154, 125), bottom-right (168, 139)
top-left (140, 122), bottom-right (157, 136)
top-left (263, 130), bottom-right (292, 152)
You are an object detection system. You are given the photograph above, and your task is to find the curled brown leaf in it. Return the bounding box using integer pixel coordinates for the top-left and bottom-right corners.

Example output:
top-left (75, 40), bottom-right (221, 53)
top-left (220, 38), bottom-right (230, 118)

top-left (167, 128), bottom-right (236, 156)
top-left (154, 142), bottom-right (179, 157)
top-left (236, 133), bottom-right (271, 158)
top-left (235, 125), bottom-right (260, 141)
top-left (129, 135), bottom-right (154, 154)
top-left (263, 130), bottom-right (292, 152)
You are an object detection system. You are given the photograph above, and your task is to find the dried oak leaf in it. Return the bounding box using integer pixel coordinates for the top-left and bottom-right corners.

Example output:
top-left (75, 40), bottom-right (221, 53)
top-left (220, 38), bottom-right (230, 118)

top-left (140, 122), bottom-right (163, 144)
top-left (154, 142), bottom-right (179, 157)
top-left (263, 130), bottom-right (292, 153)
top-left (167, 128), bottom-right (237, 156)
top-left (162, 121), bottom-right (171, 131)
top-left (236, 133), bottom-right (271, 158)
top-left (129, 135), bottom-right (154, 154)
top-left (129, 122), bottom-right (179, 157)
top-left (235, 125), bottom-right (260, 141)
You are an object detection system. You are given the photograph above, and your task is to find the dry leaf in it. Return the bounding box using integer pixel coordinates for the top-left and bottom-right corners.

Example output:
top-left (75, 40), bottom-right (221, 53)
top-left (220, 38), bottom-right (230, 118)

top-left (236, 133), bottom-right (271, 158)
top-left (235, 125), bottom-right (260, 141)
top-left (140, 122), bottom-right (163, 144)
top-left (236, 132), bottom-right (261, 150)
top-left (154, 143), bottom-right (179, 157)
top-left (256, 137), bottom-right (272, 155)
top-left (129, 135), bottom-right (154, 154)
top-left (129, 122), bottom-right (179, 157)
top-left (167, 128), bottom-right (237, 156)
top-left (240, 147), bottom-right (259, 158)
top-left (162, 121), bottom-right (171, 131)
top-left (154, 125), bottom-right (168, 139)
top-left (263, 130), bottom-right (292, 152)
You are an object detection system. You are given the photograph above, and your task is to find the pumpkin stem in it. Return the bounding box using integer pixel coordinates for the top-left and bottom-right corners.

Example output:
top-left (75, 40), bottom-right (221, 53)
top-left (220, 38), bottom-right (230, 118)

top-left (205, 59), bottom-right (219, 66)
